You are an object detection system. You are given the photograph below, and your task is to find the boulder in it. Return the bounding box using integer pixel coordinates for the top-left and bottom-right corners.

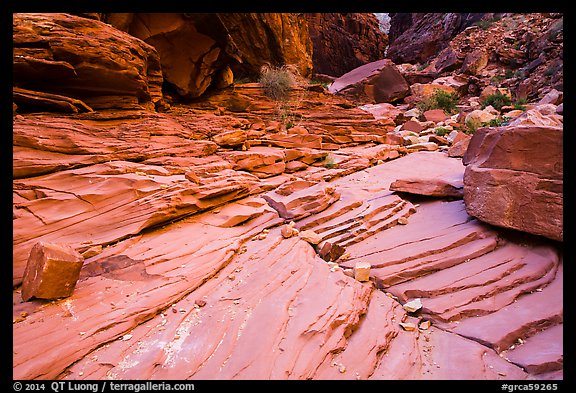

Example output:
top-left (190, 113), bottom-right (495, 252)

top-left (212, 130), bottom-right (247, 148)
top-left (447, 133), bottom-right (472, 158)
top-left (423, 109), bottom-right (449, 123)
top-left (354, 261), bottom-right (371, 282)
top-left (428, 46), bottom-right (461, 74)
top-left (409, 83), bottom-right (458, 103)
top-left (21, 242), bottom-right (84, 301)
top-left (400, 119), bottom-right (425, 133)
top-left (329, 59), bottom-right (410, 104)
top-left (507, 107), bottom-right (563, 127)
top-left (431, 74), bottom-right (469, 95)
top-left (464, 106), bottom-right (498, 128)
top-left (463, 126), bottom-right (563, 241)
top-left (390, 177), bottom-right (464, 198)
top-left (13, 13), bottom-right (163, 110)
top-left (359, 103), bottom-right (403, 123)
top-left (460, 49), bottom-right (489, 75)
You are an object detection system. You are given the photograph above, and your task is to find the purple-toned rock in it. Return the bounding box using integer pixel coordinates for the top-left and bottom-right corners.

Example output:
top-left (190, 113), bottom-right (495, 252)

top-left (463, 125), bottom-right (563, 241)
top-left (21, 242), bottom-right (84, 301)
top-left (329, 59), bottom-right (410, 104)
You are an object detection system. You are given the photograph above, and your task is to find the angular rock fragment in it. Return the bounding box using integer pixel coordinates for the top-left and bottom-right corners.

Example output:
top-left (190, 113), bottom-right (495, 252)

top-left (299, 230), bottom-right (322, 245)
top-left (281, 221), bottom-right (298, 238)
top-left (419, 320), bottom-right (431, 330)
top-left (21, 242), bottom-right (84, 301)
top-left (354, 261), bottom-right (371, 282)
top-left (399, 322), bottom-right (417, 331)
top-left (318, 241), bottom-right (346, 262)
top-left (403, 298), bottom-right (423, 313)
top-left (212, 130), bottom-right (247, 148)
top-left (329, 59), bottom-right (410, 104)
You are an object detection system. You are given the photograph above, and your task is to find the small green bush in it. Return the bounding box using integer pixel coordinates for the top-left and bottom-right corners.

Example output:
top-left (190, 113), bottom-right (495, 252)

top-left (484, 116), bottom-right (510, 127)
top-left (310, 80), bottom-right (330, 89)
top-left (513, 98), bottom-right (527, 111)
top-left (481, 91), bottom-right (512, 111)
top-left (464, 117), bottom-right (482, 135)
top-left (435, 127), bottom-right (450, 136)
top-left (417, 89), bottom-right (460, 114)
top-left (323, 154), bottom-right (337, 169)
top-left (259, 65), bottom-right (295, 101)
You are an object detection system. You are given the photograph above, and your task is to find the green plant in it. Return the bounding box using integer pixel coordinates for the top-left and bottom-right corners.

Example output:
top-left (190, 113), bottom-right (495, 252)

top-left (323, 154), bottom-right (337, 169)
top-left (310, 80), bottom-right (330, 89)
top-left (417, 61), bottom-right (430, 71)
top-left (259, 65), bottom-right (296, 101)
top-left (259, 65), bottom-right (307, 130)
top-left (435, 127), bottom-right (450, 136)
top-left (513, 98), bottom-right (527, 111)
top-left (491, 74), bottom-right (505, 85)
top-left (481, 91), bottom-right (512, 111)
top-left (464, 117), bottom-right (482, 135)
top-left (475, 15), bottom-right (502, 30)
top-left (417, 89), bottom-right (460, 115)
top-left (484, 116), bottom-right (510, 127)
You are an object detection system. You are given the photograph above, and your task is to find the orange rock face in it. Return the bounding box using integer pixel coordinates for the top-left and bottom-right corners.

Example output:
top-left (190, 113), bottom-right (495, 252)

top-left (104, 13), bottom-right (313, 98)
top-left (13, 13), bottom-right (163, 110)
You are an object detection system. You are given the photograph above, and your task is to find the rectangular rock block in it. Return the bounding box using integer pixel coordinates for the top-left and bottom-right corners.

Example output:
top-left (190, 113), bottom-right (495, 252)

top-left (354, 261), bottom-right (371, 282)
top-left (21, 242), bottom-right (84, 301)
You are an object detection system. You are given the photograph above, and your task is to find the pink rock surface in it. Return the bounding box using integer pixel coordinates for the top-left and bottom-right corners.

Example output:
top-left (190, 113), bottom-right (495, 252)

top-left (13, 80), bottom-right (562, 381)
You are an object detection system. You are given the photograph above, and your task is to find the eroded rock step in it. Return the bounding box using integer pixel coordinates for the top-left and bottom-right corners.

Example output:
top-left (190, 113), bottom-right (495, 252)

top-left (13, 162), bottom-right (269, 287)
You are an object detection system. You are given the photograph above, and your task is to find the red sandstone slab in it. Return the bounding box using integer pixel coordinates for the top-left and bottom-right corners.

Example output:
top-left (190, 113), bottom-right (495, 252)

top-left (450, 265), bottom-right (563, 352)
top-left (13, 199), bottom-right (282, 380)
top-left (371, 327), bottom-right (528, 379)
top-left (418, 244), bottom-right (559, 322)
top-left (503, 324), bottom-right (563, 374)
top-left (60, 230), bottom-right (373, 380)
top-left (13, 162), bottom-right (265, 286)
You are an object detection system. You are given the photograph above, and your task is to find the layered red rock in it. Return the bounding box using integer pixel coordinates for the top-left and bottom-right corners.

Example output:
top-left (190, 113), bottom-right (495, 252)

top-left (13, 145), bottom-right (561, 380)
top-left (13, 13), bottom-right (163, 110)
top-left (389, 176), bottom-right (464, 198)
top-left (463, 125), bottom-right (563, 241)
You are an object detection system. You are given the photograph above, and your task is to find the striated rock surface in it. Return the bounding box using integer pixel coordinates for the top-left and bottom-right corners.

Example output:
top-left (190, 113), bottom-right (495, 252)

top-left (13, 125), bottom-right (562, 380)
top-left (13, 13), bottom-right (163, 110)
top-left (463, 125), bottom-right (563, 241)
top-left (13, 13), bottom-right (562, 382)
top-left (306, 13), bottom-right (388, 77)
